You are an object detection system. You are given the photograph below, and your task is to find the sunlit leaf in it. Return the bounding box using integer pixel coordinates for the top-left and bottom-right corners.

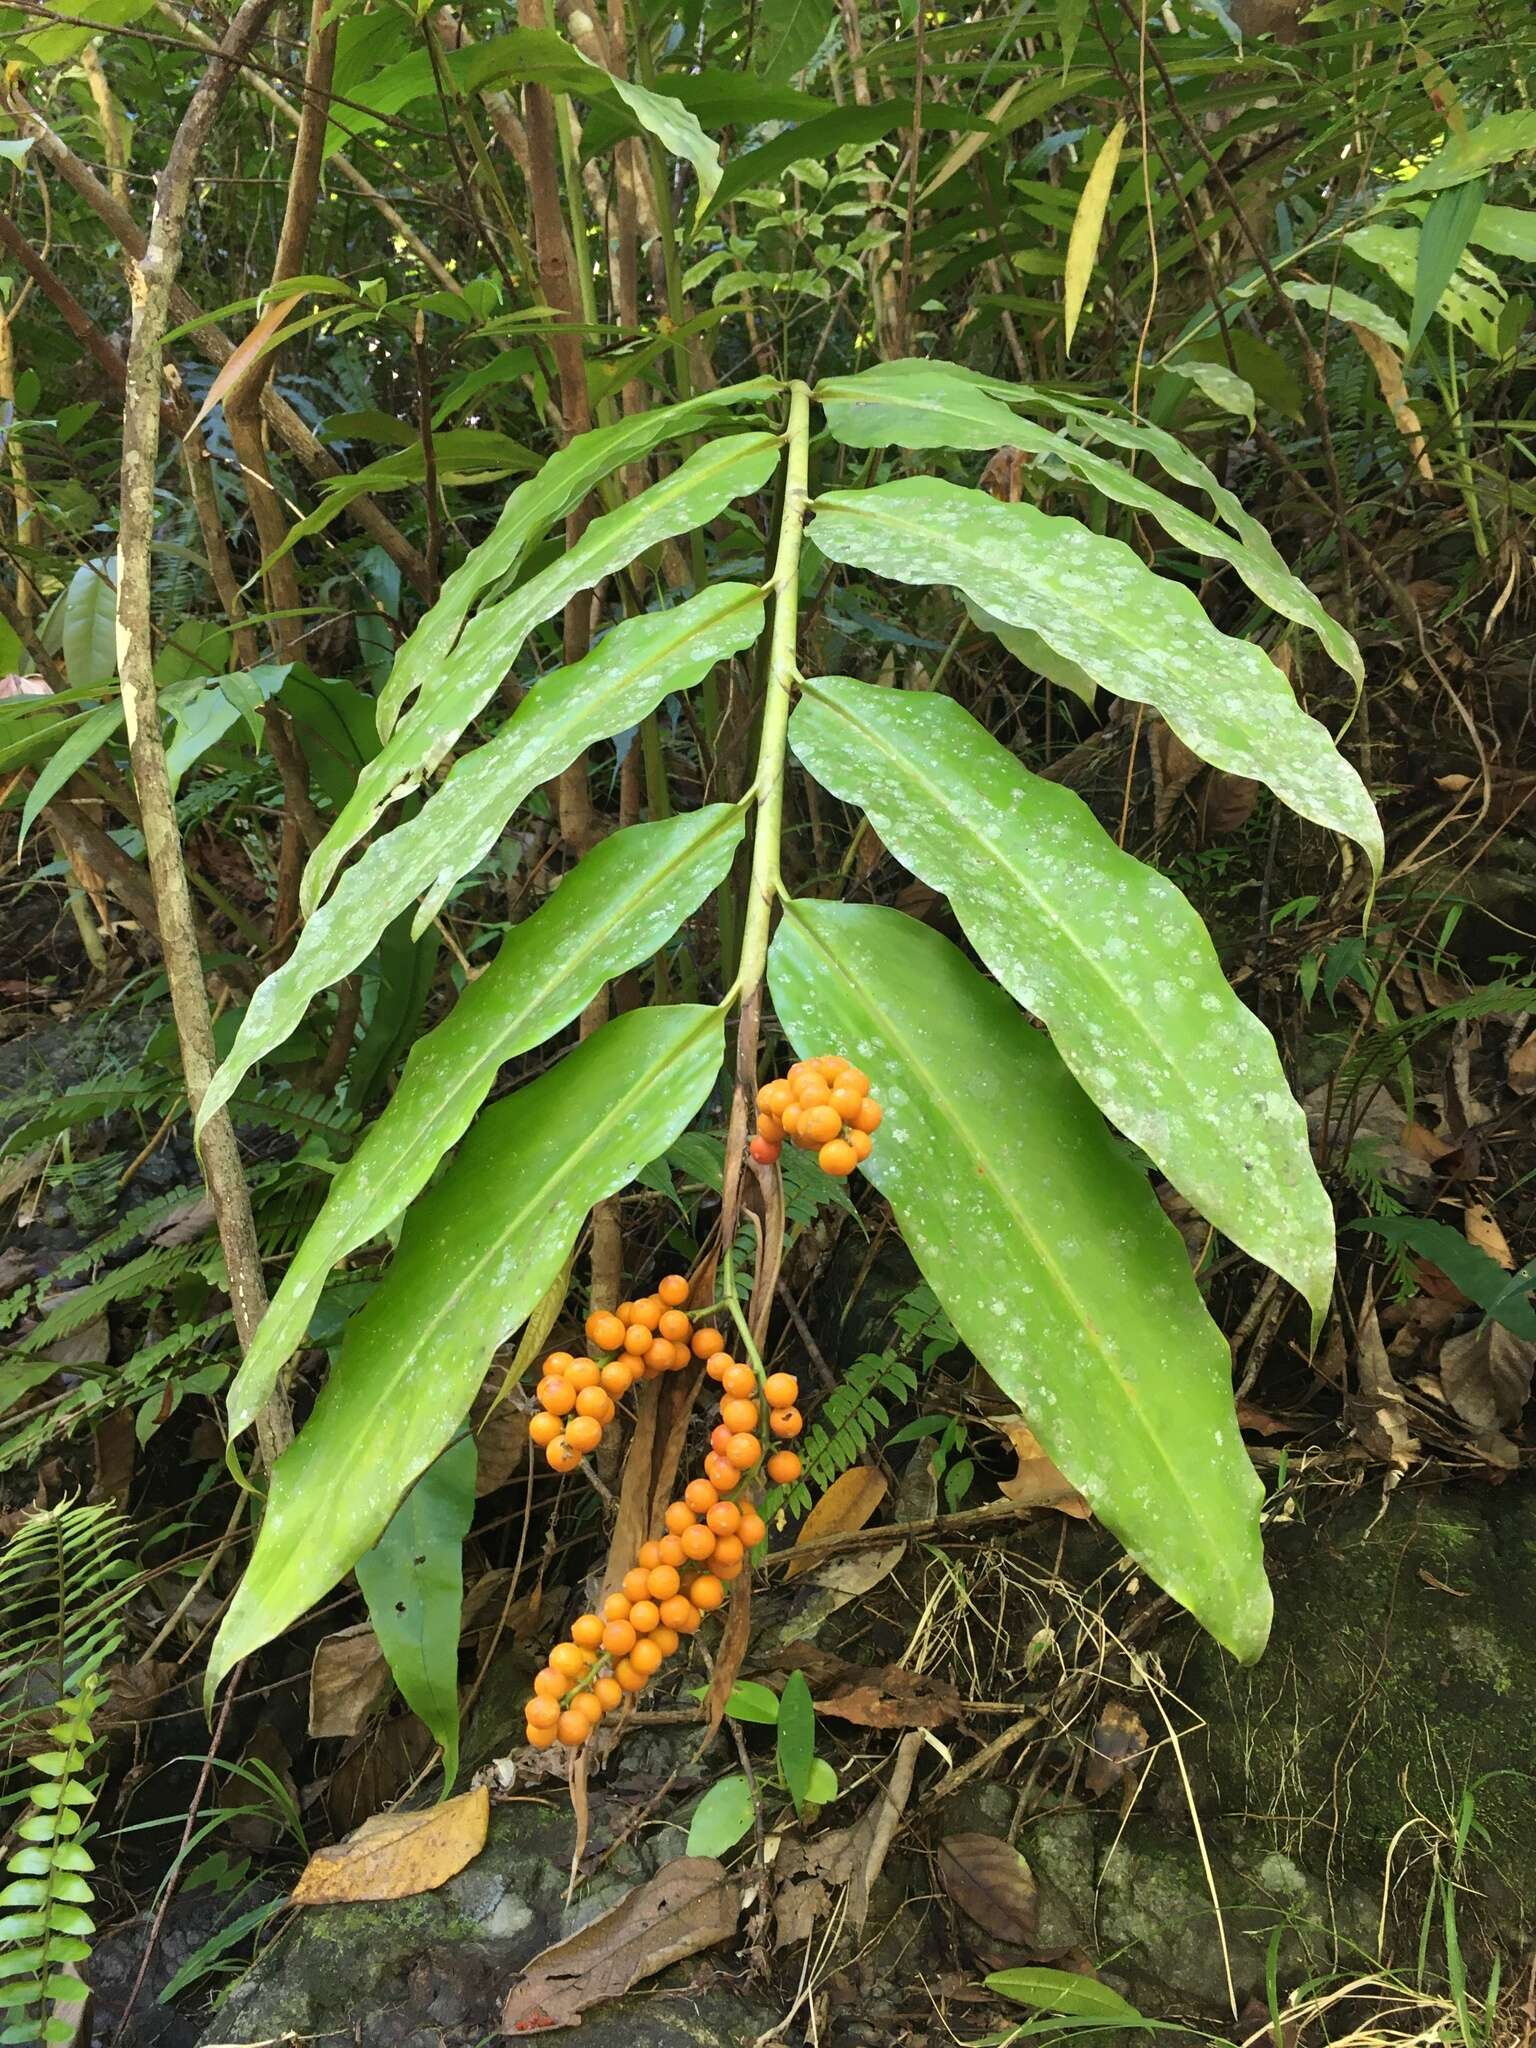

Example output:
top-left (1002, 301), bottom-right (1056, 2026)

top-left (1062, 118), bottom-right (1126, 353)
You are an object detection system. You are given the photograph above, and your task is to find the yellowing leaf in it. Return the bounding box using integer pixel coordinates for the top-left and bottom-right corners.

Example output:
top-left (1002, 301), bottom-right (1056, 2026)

top-left (289, 1784), bottom-right (489, 1905)
top-left (187, 291), bottom-right (309, 434)
top-left (1063, 119), bottom-right (1127, 355)
top-left (785, 1465), bottom-right (888, 1578)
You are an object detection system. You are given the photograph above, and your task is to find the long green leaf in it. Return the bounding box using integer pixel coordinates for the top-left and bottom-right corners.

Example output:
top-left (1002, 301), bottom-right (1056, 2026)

top-left (1343, 224), bottom-right (1504, 356)
top-left (815, 359), bottom-right (1361, 684)
top-left (18, 702), bottom-right (123, 850)
top-left (207, 1001), bottom-right (724, 1696)
top-left (200, 583), bottom-right (763, 1133)
top-left (768, 900), bottom-right (1270, 1660)
top-left (1398, 110), bottom-right (1536, 195)
top-left (355, 1435), bottom-right (476, 1789)
top-left (790, 676), bottom-right (1334, 1314)
top-left (1282, 280), bottom-right (1408, 350)
top-left (224, 803), bottom-right (744, 1434)
top-left (1409, 177), bottom-right (1488, 351)
top-left (711, 100), bottom-right (986, 217)
top-left (375, 381), bottom-right (778, 741)
top-left (1062, 119), bottom-right (1127, 353)
top-left (308, 429), bottom-right (780, 908)
top-left (808, 476), bottom-right (1382, 870)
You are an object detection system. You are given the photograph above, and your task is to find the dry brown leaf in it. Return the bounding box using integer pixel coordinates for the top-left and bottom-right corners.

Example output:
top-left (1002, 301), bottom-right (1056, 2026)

top-left (91, 1409), bottom-right (136, 1509)
top-left (811, 1658), bottom-right (964, 1729)
top-left (1199, 769), bottom-right (1260, 837)
top-left (1349, 1285), bottom-right (1419, 1470)
top-left (997, 1420), bottom-right (1091, 1518)
top-left (1234, 1400), bottom-right (1287, 1438)
top-left (189, 289), bottom-right (310, 432)
top-left (1348, 324), bottom-right (1434, 480)
top-left (501, 1856), bottom-right (741, 2032)
top-left (705, 1571), bottom-right (752, 1734)
top-left (1438, 1322), bottom-right (1536, 1435)
top-left (325, 1714), bottom-right (436, 1835)
top-left (103, 1660), bottom-right (179, 1724)
top-left (469, 1369), bottom-right (529, 1497)
top-left (1464, 1204), bottom-right (1514, 1272)
top-left (1401, 1121), bottom-right (1456, 1164)
top-left (773, 1729), bottom-right (923, 1948)
top-left (290, 1784), bottom-right (489, 1905)
top-left (1146, 715), bottom-right (1206, 829)
top-left (308, 1624), bottom-right (391, 1739)
top-left (785, 1466), bottom-right (889, 1580)
top-left (938, 1833), bottom-right (1037, 1948)
top-left (1509, 1029), bottom-right (1536, 1097)
top-left (1082, 1699), bottom-right (1149, 1797)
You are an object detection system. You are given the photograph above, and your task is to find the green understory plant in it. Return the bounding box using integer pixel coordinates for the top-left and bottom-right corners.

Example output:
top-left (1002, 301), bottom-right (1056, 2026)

top-left (198, 353), bottom-right (1381, 1699)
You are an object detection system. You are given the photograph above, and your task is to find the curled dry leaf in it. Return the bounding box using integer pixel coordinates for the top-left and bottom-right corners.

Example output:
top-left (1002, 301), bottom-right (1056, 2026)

top-left (290, 1783), bottom-right (489, 1905)
top-left (1509, 1029), bottom-right (1536, 1098)
top-left (1082, 1699), bottom-right (1148, 1797)
top-left (938, 1833), bottom-right (1037, 1949)
top-left (501, 1856), bottom-right (742, 2033)
top-left (773, 1729), bottom-right (923, 1949)
top-left (1439, 1321), bottom-right (1536, 1435)
top-left (997, 1420), bottom-right (1091, 1518)
top-left (308, 1623), bottom-right (391, 1739)
top-left (1348, 1286), bottom-right (1419, 1471)
top-left (769, 1645), bottom-right (964, 1727)
top-left (1464, 1204), bottom-right (1515, 1272)
top-left (785, 1465), bottom-right (889, 1579)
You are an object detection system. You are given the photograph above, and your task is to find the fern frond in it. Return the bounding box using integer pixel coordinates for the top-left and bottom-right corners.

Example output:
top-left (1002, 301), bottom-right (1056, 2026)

top-left (0, 1503), bottom-right (132, 1780)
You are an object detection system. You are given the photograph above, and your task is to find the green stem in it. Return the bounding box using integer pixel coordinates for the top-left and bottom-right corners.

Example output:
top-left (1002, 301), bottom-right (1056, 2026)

top-left (736, 379), bottom-right (812, 999)
top-left (555, 92), bottom-right (614, 430)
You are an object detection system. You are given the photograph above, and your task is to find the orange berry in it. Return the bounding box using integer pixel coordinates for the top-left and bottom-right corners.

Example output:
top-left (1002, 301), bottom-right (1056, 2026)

top-left (595, 1675), bottom-right (624, 1712)
top-left (615, 1658), bottom-right (646, 1692)
top-left (767, 1450), bottom-right (803, 1483)
top-left (706, 1353), bottom-right (733, 1382)
top-left (571, 1613), bottom-right (604, 1649)
top-left (706, 1499), bottom-right (741, 1536)
top-left (818, 1138), bottom-right (858, 1177)
top-left (623, 1567), bottom-right (651, 1603)
top-left (781, 1104), bottom-right (803, 1136)
top-left (565, 1357), bottom-right (599, 1390)
top-left (759, 1079), bottom-right (793, 1117)
top-left (720, 1396), bottom-right (759, 1435)
top-left (795, 1075), bottom-right (831, 1108)
top-left (658, 1533), bottom-right (687, 1569)
top-left (725, 1433), bottom-right (760, 1470)
top-left (664, 1502), bottom-right (695, 1537)
top-left (525, 1720), bottom-right (557, 1749)
top-left (711, 1423), bottom-right (733, 1456)
top-left (750, 1135), bottom-right (782, 1165)
top-left (849, 1128), bottom-right (873, 1162)
top-left (629, 1636), bottom-right (663, 1677)
top-left (681, 1523), bottom-right (716, 1560)
top-left (575, 1386), bottom-right (614, 1423)
top-left (602, 1591), bottom-right (631, 1622)
top-left (721, 1363), bottom-right (757, 1400)
top-left (830, 1086), bottom-right (862, 1122)
top-left (629, 1599), bottom-right (660, 1635)
top-left (840, 1066), bottom-right (869, 1095)
top-left (802, 1103), bottom-right (842, 1145)
top-left (529, 1411), bottom-right (563, 1447)
top-left (570, 1690), bottom-right (604, 1728)
top-left (763, 1373), bottom-right (799, 1409)
top-left (600, 1360), bottom-right (635, 1399)
top-left (684, 1478), bottom-right (718, 1514)
top-left (645, 1337), bottom-right (675, 1372)
top-left (546, 1437), bottom-right (581, 1472)
top-left (658, 1274), bottom-right (690, 1307)
top-left (739, 1509), bottom-right (766, 1546)
top-left (557, 1710), bottom-right (589, 1746)
top-left (550, 1642), bottom-right (590, 1679)
top-left (544, 1351), bottom-right (575, 1374)
top-left (715, 1552), bottom-right (745, 1581)
top-left (690, 1573), bottom-right (725, 1612)
top-left (659, 1594), bottom-right (693, 1630)
top-left (566, 1415), bottom-right (602, 1454)
top-left (602, 1618), bottom-right (637, 1657)
top-left (854, 1096), bottom-right (882, 1133)
top-left (817, 1053), bottom-right (849, 1076)
top-left (623, 1325), bottom-right (652, 1355)
top-left (705, 1453), bottom-right (739, 1493)
top-left (635, 1295), bottom-right (665, 1328)
top-left (533, 1668), bottom-right (564, 1699)
top-left (713, 1533), bottom-right (745, 1570)
top-left (614, 1301), bottom-right (635, 1324)
top-left (586, 1310), bottom-right (626, 1352)
top-left (757, 1110), bottom-right (784, 1141)
top-left (637, 1541), bottom-right (662, 1570)
top-left (692, 1328), bottom-right (724, 1360)
top-left (652, 1625), bottom-right (680, 1657)
top-left (658, 1308), bottom-right (691, 1343)
top-left (537, 1377), bottom-right (574, 1415)
top-left (670, 1342), bottom-right (693, 1371)
top-left (647, 1564), bottom-right (681, 1601)
top-left (770, 1406), bottom-right (803, 1438)
top-left (526, 1694), bottom-right (560, 1729)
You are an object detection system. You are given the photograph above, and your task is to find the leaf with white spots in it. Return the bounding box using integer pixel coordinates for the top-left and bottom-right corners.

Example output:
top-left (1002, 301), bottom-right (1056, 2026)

top-left (768, 900), bottom-right (1270, 1661)
top-left (808, 476), bottom-right (1381, 871)
top-left (790, 677), bottom-right (1334, 1316)
top-left (199, 583), bottom-right (762, 1132)
top-left (206, 1002), bottom-right (724, 1699)
top-left (224, 806), bottom-right (745, 1437)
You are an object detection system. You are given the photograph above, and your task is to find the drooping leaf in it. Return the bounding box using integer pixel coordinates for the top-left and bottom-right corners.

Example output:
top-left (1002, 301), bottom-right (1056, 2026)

top-left (1466, 203), bottom-right (1536, 261)
top-left (1398, 110), bottom-right (1536, 195)
top-left (1166, 355), bottom-right (1256, 423)
top-left (711, 100), bottom-right (987, 217)
top-left (1409, 177), bottom-right (1488, 350)
top-left (807, 476), bottom-right (1381, 870)
top-left (199, 587), bottom-right (761, 1134)
top-left (59, 560), bottom-right (116, 690)
top-left (207, 1002), bottom-right (724, 1695)
top-left (1062, 119), bottom-right (1127, 353)
top-left (18, 702), bottom-right (123, 850)
top-left (223, 804), bottom-right (744, 1434)
top-left (776, 1670), bottom-right (816, 1816)
top-left (685, 1776), bottom-right (757, 1858)
top-left (1282, 280), bottom-right (1408, 350)
top-left (307, 430), bottom-right (779, 907)
top-left (606, 70), bottom-right (722, 226)
top-left (1344, 224), bottom-right (1505, 356)
top-left (966, 601), bottom-right (1096, 706)
top-left (355, 1435), bottom-right (477, 1789)
top-left (815, 359), bottom-right (1361, 685)
top-left (789, 676), bottom-right (1335, 1314)
top-left (768, 901), bottom-right (1270, 1660)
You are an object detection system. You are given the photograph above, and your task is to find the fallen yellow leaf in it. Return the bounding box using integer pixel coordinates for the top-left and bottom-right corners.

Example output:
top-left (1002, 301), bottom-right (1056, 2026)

top-left (997, 1419), bottom-right (1091, 1518)
top-left (785, 1465), bottom-right (888, 1579)
top-left (289, 1784), bottom-right (489, 1905)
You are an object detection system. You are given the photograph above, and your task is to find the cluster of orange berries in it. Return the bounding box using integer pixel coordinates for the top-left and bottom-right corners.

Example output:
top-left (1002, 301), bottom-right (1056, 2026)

top-left (522, 1351), bottom-right (808, 1751)
top-left (529, 1274), bottom-right (701, 1473)
top-left (751, 1054), bottom-right (882, 1176)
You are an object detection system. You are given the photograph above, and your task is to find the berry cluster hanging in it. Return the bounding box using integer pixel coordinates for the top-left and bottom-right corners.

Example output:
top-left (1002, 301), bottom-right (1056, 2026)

top-left (752, 1054), bottom-right (882, 1173)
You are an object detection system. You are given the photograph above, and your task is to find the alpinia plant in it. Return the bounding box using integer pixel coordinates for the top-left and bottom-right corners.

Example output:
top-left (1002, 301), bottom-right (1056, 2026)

top-left (198, 358), bottom-right (1381, 1701)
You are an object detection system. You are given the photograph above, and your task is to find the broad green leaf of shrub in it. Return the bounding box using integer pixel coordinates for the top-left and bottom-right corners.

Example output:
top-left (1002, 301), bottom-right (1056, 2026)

top-left (1397, 111), bottom-right (1536, 195)
top-left (776, 1671), bottom-right (816, 1815)
top-left (223, 805), bottom-right (744, 1434)
top-left (200, 586), bottom-right (762, 1131)
top-left (768, 900), bottom-right (1270, 1661)
top-left (808, 476), bottom-right (1382, 872)
top-left (815, 359), bottom-right (1362, 687)
top-left (686, 1776), bottom-right (756, 1857)
top-left (59, 559), bottom-right (116, 691)
top-left (790, 676), bottom-right (1335, 1317)
top-left (306, 430), bottom-right (780, 909)
top-left (355, 1435), bottom-right (476, 1788)
top-left (1282, 280), bottom-right (1409, 350)
top-left (207, 1002), bottom-right (724, 1697)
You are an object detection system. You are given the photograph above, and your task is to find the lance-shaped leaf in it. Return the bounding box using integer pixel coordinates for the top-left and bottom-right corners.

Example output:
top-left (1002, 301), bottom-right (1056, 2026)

top-left (815, 359), bottom-right (1361, 686)
top-left (207, 1002), bottom-right (724, 1696)
top-left (809, 477), bottom-right (1381, 870)
top-left (308, 430), bottom-right (780, 909)
top-left (200, 583), bottom-right (762, 1131)
top-left (790, 677), bottom-right (1333, 1314)
top-left (768, 900), bottom-right (1269, 1660)
top-left (376, 381), bottom-right (779, 741)
top-left (224, 804), bottom-right (744, 1434)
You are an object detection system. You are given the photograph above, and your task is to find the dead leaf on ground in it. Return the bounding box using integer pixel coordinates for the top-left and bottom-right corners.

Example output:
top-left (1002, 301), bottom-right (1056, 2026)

top-left (291, 1784), bottom-right (489, 1906)
top-left (774, 1728), bottom-right (923, 1949)
top-left (1234, 1400), bottom-right (1288, 1437)
top-left (501, 1856), bottom-right (741, 2032)
top-left (1200, 769), bottom-right (1260, 837)
top-left (1464, 1204), bottom-right (1515, 1272)
top-left (767, 1645), bottom-right (963, 1728)
top-left (1401, 1121), bottom-right (1457, 1165)
top-left (1438, 1322), bottom-right (1536, 1435)
top-left (1509, 1029), bottom-right (1536, 1097)
top-left (938, 1833), bottom-right (1037, 1948)
top-left (325, 1712), bottom-right (436, 1835)
top-left (91, 1409), bottom-right (135, 1508)
top-left (785, 1465), bottom-right (888, 1579)
top-left (469, 1368), bottom-right (529, 1497)
top-left (1348, 1285), bottom-right (1420, 1471)
top-left (997, 1420), bottom-right (1091, 1518)
top-left (1082, 1699), bottom-right (1149, 1797)
top-left (308, 1624), bottom-right (391, 1739)
top-left (1146, 715), bottom-right (1206, 829)
top-left (103, 1659), bottom-right (179, 1724)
